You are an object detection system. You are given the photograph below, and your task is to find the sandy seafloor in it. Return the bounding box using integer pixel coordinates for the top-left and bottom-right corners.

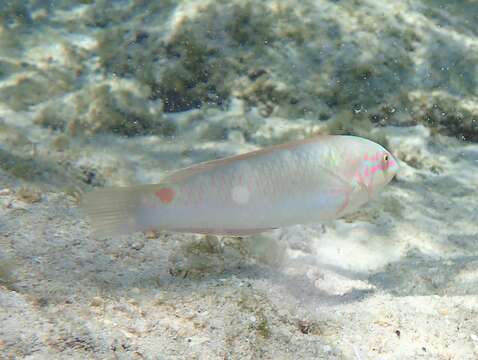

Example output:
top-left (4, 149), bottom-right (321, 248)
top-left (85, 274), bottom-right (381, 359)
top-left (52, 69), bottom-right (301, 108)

top-left (0, 0), bottom-right (477, 359)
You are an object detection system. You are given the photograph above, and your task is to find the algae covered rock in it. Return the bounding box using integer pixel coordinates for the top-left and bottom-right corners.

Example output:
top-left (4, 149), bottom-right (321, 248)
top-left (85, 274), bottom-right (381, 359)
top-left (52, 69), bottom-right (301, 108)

top-left (0, 2), bottom-right (31, 27)
top-left (369, 90), bottom-right (478, 142)
top-left (84, 0), bottom-right (478, 140)
top-left (407, 91), bottom-right (478, 142)
top-left (35, 83), bottom-right (170, 136)
top-left (0, 70), bottom-right (75, 112)
top-left (75, 84), bottom-right (158, 136)
top-left (1, 0), bottom-right (477, 142)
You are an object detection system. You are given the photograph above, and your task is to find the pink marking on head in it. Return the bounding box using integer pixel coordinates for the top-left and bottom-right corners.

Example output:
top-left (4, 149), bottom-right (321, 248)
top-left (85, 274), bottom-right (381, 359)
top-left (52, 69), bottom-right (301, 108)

top-left (364, 167), bottom-right (370, 177)
top-left (155, 187), bottom-right (175, 204)
top-left (386, 159), bottom-right (397, 170)
top-left (370, 164), bottom-right (383, 174)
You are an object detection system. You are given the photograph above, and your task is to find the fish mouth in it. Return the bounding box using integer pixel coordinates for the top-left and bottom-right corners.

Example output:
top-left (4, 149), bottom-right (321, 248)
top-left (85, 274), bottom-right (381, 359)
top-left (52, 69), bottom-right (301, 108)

top-left (389, 161), bottom-right (400, 182)
top-left (384, 153), bottom-right (400, 182)
top-left (389, 153), bottom-right (400, 173)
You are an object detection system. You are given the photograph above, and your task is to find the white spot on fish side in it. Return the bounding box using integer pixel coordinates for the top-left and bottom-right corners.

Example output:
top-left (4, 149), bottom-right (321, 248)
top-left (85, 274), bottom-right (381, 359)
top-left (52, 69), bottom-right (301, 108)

top-left (231, 186), bottom-right (250, 204)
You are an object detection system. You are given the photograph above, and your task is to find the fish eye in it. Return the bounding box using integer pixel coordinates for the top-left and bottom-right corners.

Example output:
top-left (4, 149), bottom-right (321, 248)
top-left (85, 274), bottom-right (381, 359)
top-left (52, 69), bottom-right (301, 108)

top-left (383, 154), bottom-right (389, 162)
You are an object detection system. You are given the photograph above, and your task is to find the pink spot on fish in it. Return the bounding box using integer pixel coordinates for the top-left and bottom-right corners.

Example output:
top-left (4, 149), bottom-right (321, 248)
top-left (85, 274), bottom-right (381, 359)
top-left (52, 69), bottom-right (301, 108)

top-left (370, 164), bottom-right (383, 174)
top-left (155, 187), bottom-right (175, 204)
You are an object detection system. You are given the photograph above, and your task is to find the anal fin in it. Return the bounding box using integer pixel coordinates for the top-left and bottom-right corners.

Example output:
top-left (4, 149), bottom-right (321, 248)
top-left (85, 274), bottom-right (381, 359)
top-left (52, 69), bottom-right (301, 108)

top-left (168, 227), bottom-right (277, 236)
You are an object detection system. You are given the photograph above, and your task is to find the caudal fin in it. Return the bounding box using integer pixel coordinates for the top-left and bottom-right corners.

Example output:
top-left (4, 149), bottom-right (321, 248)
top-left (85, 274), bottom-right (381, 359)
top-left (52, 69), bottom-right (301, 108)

top-left (81, 185), bottom-right (158, 237)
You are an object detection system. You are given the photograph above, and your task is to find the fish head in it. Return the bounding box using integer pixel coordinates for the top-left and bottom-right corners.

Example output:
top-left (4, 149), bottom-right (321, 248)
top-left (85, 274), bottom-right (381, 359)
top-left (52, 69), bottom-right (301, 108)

top-left (351, 139), bottom-right (399, 198)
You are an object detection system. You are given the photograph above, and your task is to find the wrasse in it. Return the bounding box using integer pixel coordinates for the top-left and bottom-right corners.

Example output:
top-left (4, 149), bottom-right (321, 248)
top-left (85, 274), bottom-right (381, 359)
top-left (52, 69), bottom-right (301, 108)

top-left (83, 135), bottom-right (399, 237)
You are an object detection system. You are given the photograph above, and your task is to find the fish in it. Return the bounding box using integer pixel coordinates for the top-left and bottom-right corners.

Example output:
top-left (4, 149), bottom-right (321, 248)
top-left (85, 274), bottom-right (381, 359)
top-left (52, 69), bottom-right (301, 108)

top-left (82, 135), bottom-right (399, 237)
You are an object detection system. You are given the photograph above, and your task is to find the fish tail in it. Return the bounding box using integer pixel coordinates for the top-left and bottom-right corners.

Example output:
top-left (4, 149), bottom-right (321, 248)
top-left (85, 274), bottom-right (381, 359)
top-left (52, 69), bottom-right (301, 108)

top-left (81, 185), bottom-right (158, 237)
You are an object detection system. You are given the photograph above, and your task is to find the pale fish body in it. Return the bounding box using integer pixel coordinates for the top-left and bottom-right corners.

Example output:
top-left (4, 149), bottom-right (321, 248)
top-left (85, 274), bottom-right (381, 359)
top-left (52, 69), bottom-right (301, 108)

top-left (83, 135), bottom-right (399, 236)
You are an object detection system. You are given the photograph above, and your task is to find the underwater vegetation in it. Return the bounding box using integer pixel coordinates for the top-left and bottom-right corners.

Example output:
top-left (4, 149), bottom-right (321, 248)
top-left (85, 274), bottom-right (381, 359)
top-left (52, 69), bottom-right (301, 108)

top-left (0, 0), bottom-right (474, 141)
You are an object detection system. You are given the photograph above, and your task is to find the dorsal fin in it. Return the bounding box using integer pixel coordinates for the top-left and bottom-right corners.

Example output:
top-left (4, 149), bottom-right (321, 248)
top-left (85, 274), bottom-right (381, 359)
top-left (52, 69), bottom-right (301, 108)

top-left (162, 135), bottom-right (330, 183)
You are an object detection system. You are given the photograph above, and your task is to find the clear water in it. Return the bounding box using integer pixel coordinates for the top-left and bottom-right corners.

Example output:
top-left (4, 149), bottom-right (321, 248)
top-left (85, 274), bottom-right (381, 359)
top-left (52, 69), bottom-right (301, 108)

top-left (0, 1), bottom-right (477, 359)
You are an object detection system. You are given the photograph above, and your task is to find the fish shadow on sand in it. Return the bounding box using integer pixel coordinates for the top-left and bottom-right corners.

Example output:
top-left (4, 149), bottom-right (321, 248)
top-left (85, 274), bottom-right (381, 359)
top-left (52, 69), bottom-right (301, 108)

top-left (3, 197), bottom-right (379, 307)
top-left (367, 249), bottom-right (478, 297)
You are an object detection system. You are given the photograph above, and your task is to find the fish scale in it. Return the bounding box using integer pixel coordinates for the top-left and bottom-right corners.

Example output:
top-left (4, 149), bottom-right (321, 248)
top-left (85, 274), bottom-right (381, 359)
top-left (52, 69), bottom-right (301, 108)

top-left (82, 135), bottom-right (399, 237)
